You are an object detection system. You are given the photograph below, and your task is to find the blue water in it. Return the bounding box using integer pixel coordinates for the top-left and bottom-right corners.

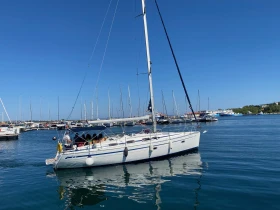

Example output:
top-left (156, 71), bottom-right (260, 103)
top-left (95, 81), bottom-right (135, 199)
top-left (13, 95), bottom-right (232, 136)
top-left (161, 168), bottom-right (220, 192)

top-left (1, 115), bottom-right (280, 210)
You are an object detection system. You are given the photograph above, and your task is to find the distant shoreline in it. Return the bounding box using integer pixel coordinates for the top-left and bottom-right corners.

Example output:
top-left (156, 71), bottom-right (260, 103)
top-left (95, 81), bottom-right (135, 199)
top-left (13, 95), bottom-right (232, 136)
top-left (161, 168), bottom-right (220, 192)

top-left (243, 113), bottom-right (280, 116)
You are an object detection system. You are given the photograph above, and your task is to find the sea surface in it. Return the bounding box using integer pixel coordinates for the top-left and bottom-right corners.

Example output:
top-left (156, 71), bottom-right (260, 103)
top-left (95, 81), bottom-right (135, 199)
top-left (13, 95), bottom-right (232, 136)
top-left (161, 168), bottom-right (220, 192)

top-left (0, 115), bottom-right (280, 210)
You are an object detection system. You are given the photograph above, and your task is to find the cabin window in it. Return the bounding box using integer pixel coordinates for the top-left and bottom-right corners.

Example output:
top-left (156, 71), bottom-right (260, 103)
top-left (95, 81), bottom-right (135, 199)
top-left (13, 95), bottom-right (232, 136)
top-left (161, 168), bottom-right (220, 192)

top-left (109, 143), bottom-right (118, 146)
top-left (142, 138), bottom-right (151, 141)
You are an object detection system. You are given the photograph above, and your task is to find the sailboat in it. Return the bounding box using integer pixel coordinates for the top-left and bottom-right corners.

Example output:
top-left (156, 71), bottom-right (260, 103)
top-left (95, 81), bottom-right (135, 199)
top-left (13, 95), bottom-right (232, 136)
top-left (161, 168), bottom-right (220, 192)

top-left (0, 98), bottom-right (19, 140)
top-left (46, 0), bottom-right (200, 169)
top-left (170, 90), bottom-right (184, 124)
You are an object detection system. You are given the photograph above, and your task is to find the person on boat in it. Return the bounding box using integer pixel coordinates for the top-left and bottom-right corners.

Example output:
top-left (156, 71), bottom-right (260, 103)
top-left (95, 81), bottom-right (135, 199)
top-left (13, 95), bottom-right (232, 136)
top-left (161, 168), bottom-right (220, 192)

top-left (75, 134), bottom-right (86, 147)
top-left (85, 133), bottom-right (91, 145)
top-left (97, 133), bottom-right (107, 143)
top-left (63, 131), bottom-right (72, 149)
top-left (73, 133), bottom-right (80, 146)
top-left (92, 133), bottom-right (97, 144)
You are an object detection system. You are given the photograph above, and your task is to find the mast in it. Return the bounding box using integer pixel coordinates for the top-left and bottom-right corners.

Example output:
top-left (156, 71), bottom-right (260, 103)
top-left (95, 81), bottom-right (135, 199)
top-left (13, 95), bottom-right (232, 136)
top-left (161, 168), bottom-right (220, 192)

top-left (120, 86), bottom-right (125, 118)
top-left (48, 102), bottom-right (50, 121)
top-left (91, 101), bottom-right (94, 120)
top-left (0, 98), bottom-right (12, 123)
top-left (96, 91), bottom-right (99, 119)
top-left (30, 98), bottom-right (32, 122)
top-left (128, 85), bottom-right (132, 118)
top-left (84, 101), bottom-right (87, 120)
top-left (19, 94), bottom-right (22, 122)
top-left (172, 90), bottom-right (179, 116)
top-left (108, 90), bottom-right (111, 119)
top-left (80, 98), bottom-right (83, 120)
top-left (141, 0), bottom-right (156, 132)
top-left (198, 90), bottom-right (200, 114)
top-left (40, 97), bottom-right (42, 122)
top-left (136, 69), bottom-right (141, 117)
top-left (161, 90), bottom-right (167, 116)
top-left (58, 96), bottom-right (60, 121)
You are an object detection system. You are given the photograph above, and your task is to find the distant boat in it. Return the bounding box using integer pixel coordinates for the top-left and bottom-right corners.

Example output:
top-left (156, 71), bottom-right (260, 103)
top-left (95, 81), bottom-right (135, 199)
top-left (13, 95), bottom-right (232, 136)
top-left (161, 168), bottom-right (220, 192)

top-left (198, 115), bottom-right (218, 122)
top-left (157, 118), bottom-right (170, 125)
top-left (219, 110), bottom-right (243, 117)
top-left (170, 118), bottom-right (184, 124)
top-left (145, 120), bottom-right (153, 125)
top-left (0, 98), bottom-right (19, 140)
top-left (125, 121), bottom-right (135, 126)
top-left (0, 125), bottom-right (18, 141)
top-left (257, 111), bottom-right (264, 115)
top-left (103, 122), bottom-right (113, 127)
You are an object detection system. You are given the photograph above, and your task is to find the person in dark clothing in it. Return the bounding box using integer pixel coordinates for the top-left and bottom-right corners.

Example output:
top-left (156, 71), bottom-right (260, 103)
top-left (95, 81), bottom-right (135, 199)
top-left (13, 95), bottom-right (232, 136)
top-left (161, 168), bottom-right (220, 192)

top-left (75, 133), bottom-right (86, 147)
top-left (97, 133), bottom-right (103, 140)
top-left (92, 133), bottom-right (97, 144)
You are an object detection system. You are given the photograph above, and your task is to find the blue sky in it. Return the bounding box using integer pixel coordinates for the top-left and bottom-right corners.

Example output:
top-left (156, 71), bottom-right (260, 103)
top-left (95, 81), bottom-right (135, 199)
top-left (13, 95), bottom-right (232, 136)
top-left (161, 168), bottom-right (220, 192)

top-left (1, 0), bottom-right (280, 121)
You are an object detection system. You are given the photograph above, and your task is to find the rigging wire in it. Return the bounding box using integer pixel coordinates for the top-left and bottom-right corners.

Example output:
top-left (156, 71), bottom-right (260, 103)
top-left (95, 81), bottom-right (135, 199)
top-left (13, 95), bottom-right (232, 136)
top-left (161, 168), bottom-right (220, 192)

top-left (92, 0), bottom-right (120, 99)
top-left (66, 74), bottom-right (87, 120)
top-left (88, 0), bottom-right (114, 66)
top-left (135, 31), bottom-right (145, 117)
top-left (66, 0), bottom-right (113, 120)
top-left (154, 0), bottom-right (198, 124)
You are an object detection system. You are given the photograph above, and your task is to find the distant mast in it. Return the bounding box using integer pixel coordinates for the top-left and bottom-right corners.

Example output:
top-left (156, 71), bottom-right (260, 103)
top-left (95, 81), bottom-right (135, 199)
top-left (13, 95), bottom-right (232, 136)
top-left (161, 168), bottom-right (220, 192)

top-left (40, 97), bottom-right (42, 122)
top-left (58, 96), bottom-right (60, 121)
top-left (91, 101), bottom-right (94, 120)
top-left (19, 95), bottom-right (22, 122)
top-left (96, 91), bottom-right (99, 119)
top-left (48, 103), bottom-right (50, 121)
top-left (84, 101), bottom-right (87, 120)
top-left (108, 90), bottom-right (111, 119)
top-left (141, 0), bottom-right (156, 132)
top-left (198, 90), bottom-right (200, 114)
top-left (172, 90), bottom-right (179, 116)
top-left (128, 85), bottom-right (132, 118)
top-left (120, 86), bottom-right (125, 118)
top-left (30, 98), bottom-right (32, 122)
top-left (0, 98), bottom-right (12, 123)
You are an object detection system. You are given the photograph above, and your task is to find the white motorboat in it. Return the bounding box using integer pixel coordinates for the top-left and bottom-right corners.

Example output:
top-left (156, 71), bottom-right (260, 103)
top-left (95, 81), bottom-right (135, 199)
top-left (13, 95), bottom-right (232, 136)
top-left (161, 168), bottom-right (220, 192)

top-left (0, 125), bottom-right (18, 140)
top-left (0, 98), bottom-right (19, 140)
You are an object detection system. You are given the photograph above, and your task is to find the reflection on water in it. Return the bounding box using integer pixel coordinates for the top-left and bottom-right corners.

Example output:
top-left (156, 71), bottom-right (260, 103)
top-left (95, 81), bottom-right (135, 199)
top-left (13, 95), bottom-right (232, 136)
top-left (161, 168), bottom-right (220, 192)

top-left (48, 151), bottom-right (203, 209)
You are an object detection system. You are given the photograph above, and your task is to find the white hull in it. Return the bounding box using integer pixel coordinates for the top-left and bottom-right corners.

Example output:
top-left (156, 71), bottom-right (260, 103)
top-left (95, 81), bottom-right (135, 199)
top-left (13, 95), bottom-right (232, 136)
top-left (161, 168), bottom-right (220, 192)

top-left (0, 129), bottom-right (19, 140)
top-left (47, 131), bottom-right (200, 169)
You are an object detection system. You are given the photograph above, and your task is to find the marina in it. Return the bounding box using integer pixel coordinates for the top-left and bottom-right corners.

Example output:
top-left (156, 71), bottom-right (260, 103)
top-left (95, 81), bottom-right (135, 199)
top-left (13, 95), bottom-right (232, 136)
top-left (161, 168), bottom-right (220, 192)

top-left (1, 0), bottom-right (279, 209)
top-left (0, 115), bottom-right (279, 209)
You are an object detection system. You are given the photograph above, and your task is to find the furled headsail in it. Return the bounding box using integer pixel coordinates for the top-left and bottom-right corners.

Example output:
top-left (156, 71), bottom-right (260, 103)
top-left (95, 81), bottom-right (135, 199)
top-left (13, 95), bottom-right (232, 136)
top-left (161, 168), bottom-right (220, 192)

top-left (147, 98), bottom-right (152, 112)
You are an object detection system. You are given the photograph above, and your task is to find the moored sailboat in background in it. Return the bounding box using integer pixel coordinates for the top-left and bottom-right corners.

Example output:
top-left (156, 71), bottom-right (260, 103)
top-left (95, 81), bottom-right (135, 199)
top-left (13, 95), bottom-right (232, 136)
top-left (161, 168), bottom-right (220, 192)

top-left (0, 98), bottom-right (19, 140)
